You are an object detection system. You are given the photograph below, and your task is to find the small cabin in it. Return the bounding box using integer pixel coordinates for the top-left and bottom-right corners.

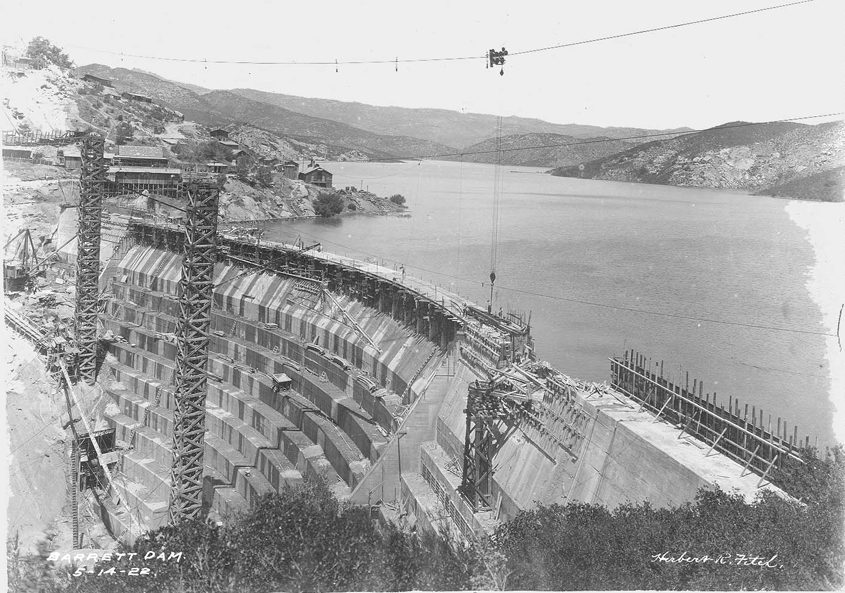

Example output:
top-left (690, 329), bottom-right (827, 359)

top-left (81, 73), bottom-right (114, 87)
top-left (205, 161), bottom-right (229, 174)
top-left (233, 152), bottom-right (253, 171)
top-left (60, 147), bottom-right (82, 170)
top-left (219, 140), bottom-right (240, 150)
top-left (279, 160), bottom-right (299, 179)
top-left (2, 147), bottom-right (33, 161)
top-left (120, 92), bottom-right (153, 103)
top-left (299, 165), bottom-right (333, 188)
top-left (209, 129), bottom-right (229, 141)
top-left (113, 145), bottom-right (169, 168)
top-left (60, 147), bottom-right (115, 170)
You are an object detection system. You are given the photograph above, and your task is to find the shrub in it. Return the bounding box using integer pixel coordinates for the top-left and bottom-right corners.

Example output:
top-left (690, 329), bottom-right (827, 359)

top-left (172, 141), bottom-right (233, 164)
top-left (313, 192), bottom-right (345, 217)
top-left (495, 452), bottom-right (845, 592)
top-left (389, 193), bottom-right (406, 206)
top-left (114, 122), bottom-right (133, 146)
top-left (347, 203), bottom-right (357, 210)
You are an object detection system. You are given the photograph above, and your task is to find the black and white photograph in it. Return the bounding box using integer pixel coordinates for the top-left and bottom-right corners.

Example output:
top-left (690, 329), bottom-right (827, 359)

top-left (2, 1), bottom-right (843, 590)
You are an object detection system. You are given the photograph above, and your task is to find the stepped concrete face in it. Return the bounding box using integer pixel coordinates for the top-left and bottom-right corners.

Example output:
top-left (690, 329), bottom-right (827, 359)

top-left (97, 243), bottom-right (445, 539)
top-left (96, 232), bottom-right (786, 544)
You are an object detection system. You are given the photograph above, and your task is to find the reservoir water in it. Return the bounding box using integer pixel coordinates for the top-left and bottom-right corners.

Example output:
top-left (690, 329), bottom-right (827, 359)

top-left (264, 160), bottom-right (839, 446)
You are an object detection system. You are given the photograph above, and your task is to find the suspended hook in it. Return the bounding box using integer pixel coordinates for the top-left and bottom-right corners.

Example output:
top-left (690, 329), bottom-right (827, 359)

top-left (335, 58), bottom-right (338, 73)
top-left (395, 56), bottom-right (398, 72)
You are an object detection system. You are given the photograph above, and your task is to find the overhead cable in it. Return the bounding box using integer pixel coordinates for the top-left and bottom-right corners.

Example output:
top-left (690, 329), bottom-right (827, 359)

top-left (64, 1), bottom-right (817, 67)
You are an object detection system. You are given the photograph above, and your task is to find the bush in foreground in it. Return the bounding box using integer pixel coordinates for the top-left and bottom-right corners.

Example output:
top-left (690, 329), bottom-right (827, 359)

top-left (25, 447), bottom-right (845, 592)
top-left (496, 446), bottom-right (844, 591)
top-left (61, 479), bottom-right (478, 593)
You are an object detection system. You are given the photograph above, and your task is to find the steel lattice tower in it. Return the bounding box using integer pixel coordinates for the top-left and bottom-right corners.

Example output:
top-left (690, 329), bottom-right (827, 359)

top-left (460, 380), bottom-right (522, 511)
top-left (168, 182), bottom-right (219, 523)
top-left (75, 134), bottom-right (106, 384)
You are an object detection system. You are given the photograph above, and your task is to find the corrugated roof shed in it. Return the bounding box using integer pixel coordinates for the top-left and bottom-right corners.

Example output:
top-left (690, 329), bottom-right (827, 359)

top-left (108, 166), bottom-right (182, 174)
top-left (116, 145), bottom-right (165, 158)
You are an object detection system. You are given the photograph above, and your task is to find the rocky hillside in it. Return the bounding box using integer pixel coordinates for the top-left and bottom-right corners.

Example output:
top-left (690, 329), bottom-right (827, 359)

top-left (217, 175), bottom-right (404, 221)
top-left (75, 65), bottom-right (454, 159)
top-left (449, 132), bottom-right (641, 167)
top-left (2, 59), bottom-right (406, 236)
top-left (198, 90), bottom-right (455, 159)
top-left (755, 166), bottom-right (845, 202)
top-left (74, 64), bottom-right (693, 165)
top-left (231, 87), bottom-right (691, 148)
top-left (2, 63), bottom-right (184, 143)
top-left (551, 121), bottom-right (845, 201)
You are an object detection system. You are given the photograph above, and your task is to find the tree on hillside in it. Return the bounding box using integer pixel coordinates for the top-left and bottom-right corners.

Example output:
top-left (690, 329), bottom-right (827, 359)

top-left (172, 141), bottom-right (232, 164)
top-left (25, 37), bottom-right (73, 70)
top-left (314, 192), bottom-right (345, 217)
top-left (114, 122), bottom-right (134, 146)
top-left (389, 193), bottom-right (406, 206)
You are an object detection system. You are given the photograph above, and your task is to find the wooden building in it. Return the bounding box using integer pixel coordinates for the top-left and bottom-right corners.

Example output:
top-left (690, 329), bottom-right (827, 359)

top-left (81, 73), bottom-right (114, 87)
top-left (2, 50), bottom-right (33, 69)
top-left (233, 151), bottom-right (254, 171)
top-left (113, 145), bottom-right (169, 168)
top-left (121, 92), bottom-right (153, 103)
top-left (210, 129), bottom-right (230, 141)
top-left (205, 161), bottom-right (229, 174)
top-left (60, 147), bottom-right (114, 170)
top-left (299, 165), bottom-right (333, 188)
top-left (107, 166), bottom-right (182, 186)
top-left (2, 147), bottom-right (33, 160)
top-left (280, 160), bottom-right (299, 180)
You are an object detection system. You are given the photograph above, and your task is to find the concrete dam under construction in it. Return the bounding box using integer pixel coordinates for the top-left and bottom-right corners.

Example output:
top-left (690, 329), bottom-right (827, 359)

top-left (86, 211), bottom-right (800, 543)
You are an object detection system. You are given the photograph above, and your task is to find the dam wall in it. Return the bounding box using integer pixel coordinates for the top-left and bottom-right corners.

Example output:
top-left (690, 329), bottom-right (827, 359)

top-left (397, 358), bottom-right (787, 540)
top-left (93, 221), bottom-right (788, 545)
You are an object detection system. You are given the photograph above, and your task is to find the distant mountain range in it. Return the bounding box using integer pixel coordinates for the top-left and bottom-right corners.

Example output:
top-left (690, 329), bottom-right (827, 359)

top-left (229, 87), bottom-right (691, 148)
top-left (75, 65), bottom-right (451, 160)
top-left (74, 64), bottom-right (687, 165)
top-left (72, 64), bottom-right (843, 200)
top-left (448, 133), bottom-right (643, 168)
top-left (550, 120), bottom-right (845, 201)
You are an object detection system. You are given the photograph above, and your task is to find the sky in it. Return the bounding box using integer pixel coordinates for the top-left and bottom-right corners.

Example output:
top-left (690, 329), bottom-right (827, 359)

top-left (2, 0), bottom-right (844, 130)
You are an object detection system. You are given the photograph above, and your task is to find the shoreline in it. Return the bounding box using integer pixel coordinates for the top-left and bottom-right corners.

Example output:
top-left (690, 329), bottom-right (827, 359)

top-left (220, 208), bottom-right (410, 227)
top-left (785, 199), bottom-right (845, 445)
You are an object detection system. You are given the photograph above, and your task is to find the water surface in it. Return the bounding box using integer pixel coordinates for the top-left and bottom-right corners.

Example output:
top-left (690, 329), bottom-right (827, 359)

top-left (264, 160), bottom-right (835, 445)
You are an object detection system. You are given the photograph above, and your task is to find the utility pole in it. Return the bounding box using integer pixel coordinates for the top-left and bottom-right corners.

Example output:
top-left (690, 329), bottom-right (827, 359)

top-left (75, 133), bottom-right (106, 384)
top-left (168, 181), bottom-right (219, 523)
